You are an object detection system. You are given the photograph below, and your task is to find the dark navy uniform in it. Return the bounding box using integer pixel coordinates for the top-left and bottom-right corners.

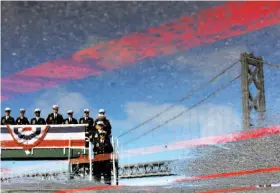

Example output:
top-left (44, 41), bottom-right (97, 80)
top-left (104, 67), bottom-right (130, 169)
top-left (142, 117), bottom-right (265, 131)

top-left (80, 108), bottom-right (94, 126)
top-left (80, 116), bottom-right (95, 148)
top-left (79, 116), bottom-right (95, 137)
top-left (80, 109), bottom-right (95, 147)
top-left (64, 117), bottom-right (78, 124)
top-left (30, 117), bottom-right (46, 125)
top-left (93, 137), bottom-right (113, 154)
top-left (64, 110), bottom-right (78, 124)
top-left (90, 128), bottom-right (103, 143)
top-left (46, 113), bottom-right (64, 124)
top-left (95, 109), bottom-right (112, 136)
top-left (94, 118), bottom-right (112, 136)
top-left (31, 108), bottom-right (46, 125)
top-left (79, 117), bottom-right (94, 126)
top-left (15, 117), bottom-right (30, 125)
top-left (15, 109), bottom-right (29, 125)
top-left (1, 116), bottom-right (15, 125)
top-left (2, 108), bottom-right (16, 125)
top-left (93, 131), bottom-right (113, 185)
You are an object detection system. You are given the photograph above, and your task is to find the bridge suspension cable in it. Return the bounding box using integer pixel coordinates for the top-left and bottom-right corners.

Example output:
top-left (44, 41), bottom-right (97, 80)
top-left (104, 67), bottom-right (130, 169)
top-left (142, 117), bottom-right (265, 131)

top-left (245, 56), bottom-right (280, 69)
top-left (116, 60), bottom-right (240, 139)
top-left (122, 74), bottom-right (241, 146)
top-left (263, 61), bottom-right (280, 69)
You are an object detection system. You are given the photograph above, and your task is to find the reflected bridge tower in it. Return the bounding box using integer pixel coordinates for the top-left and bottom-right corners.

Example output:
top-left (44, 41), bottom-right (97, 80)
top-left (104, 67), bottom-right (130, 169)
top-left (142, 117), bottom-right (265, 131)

top-left (240, 53), bottom-right (266, 130)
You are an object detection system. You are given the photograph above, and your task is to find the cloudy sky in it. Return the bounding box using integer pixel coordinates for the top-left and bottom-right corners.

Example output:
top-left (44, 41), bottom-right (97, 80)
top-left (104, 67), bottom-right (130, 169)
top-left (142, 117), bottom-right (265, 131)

top-left (1, 2), bottom-right (280, 171)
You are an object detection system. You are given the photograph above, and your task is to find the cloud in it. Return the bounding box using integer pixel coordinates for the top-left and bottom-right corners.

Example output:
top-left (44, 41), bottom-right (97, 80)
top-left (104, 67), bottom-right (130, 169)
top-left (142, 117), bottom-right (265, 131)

top-left (27, 86), bottom-right (94, 118)
top-left (114, 101), bottom-right (242, 162)
top-left (116, 101), bottom-right (242, 144)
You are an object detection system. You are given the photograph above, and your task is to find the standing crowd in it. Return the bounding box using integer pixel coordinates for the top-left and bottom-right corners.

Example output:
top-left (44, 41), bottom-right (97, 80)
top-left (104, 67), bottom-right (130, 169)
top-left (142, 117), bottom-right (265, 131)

top-left (1, 105), bottom-right (114, 185)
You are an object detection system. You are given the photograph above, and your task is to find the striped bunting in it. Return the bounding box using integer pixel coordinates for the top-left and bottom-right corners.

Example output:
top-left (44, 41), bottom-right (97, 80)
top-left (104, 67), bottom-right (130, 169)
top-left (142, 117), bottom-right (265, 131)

top-left (0, 124), bottom-right (87, 150)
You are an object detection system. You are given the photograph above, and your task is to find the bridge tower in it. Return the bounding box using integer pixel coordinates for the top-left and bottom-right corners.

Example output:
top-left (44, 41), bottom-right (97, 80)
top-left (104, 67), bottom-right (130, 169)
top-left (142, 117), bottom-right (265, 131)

top-left (240, 53), bottom-right (266, 130)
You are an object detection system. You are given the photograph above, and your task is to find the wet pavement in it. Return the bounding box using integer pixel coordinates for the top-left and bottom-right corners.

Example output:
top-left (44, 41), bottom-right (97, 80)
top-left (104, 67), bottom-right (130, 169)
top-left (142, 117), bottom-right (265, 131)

top-left (2, 134), bottom-right (279, 193)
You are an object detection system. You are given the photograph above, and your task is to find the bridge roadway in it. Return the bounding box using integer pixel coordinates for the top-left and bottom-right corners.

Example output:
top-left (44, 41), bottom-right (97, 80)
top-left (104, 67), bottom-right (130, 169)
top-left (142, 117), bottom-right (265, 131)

top-left (1, 131), bottom-right (280, 192)
top-left (1, 160), bottom-right (175, 181)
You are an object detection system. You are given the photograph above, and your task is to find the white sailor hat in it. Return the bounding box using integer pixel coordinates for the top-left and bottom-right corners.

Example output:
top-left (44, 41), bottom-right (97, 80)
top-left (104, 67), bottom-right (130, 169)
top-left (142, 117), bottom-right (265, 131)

top-left (67, 110), bottom-right (73, 114)
top-left (84, 109), bottom-right (90, 113)
top-left (20, 108), bottom-right (25, 112)
top-left (52, 104), bottom-right (59, 109)
top-left (34, 108), bottom-right (41, 113)
top-left (99, 109), bottom-right (105, 113)
top-left (100, 130), bottom-right (107, 135)
top-left (96, 121), bottom-right (104, 125)
top-left (5, 107), bottom-right (11, 112)
top-left (98, 113), bottom-right (105, 117)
